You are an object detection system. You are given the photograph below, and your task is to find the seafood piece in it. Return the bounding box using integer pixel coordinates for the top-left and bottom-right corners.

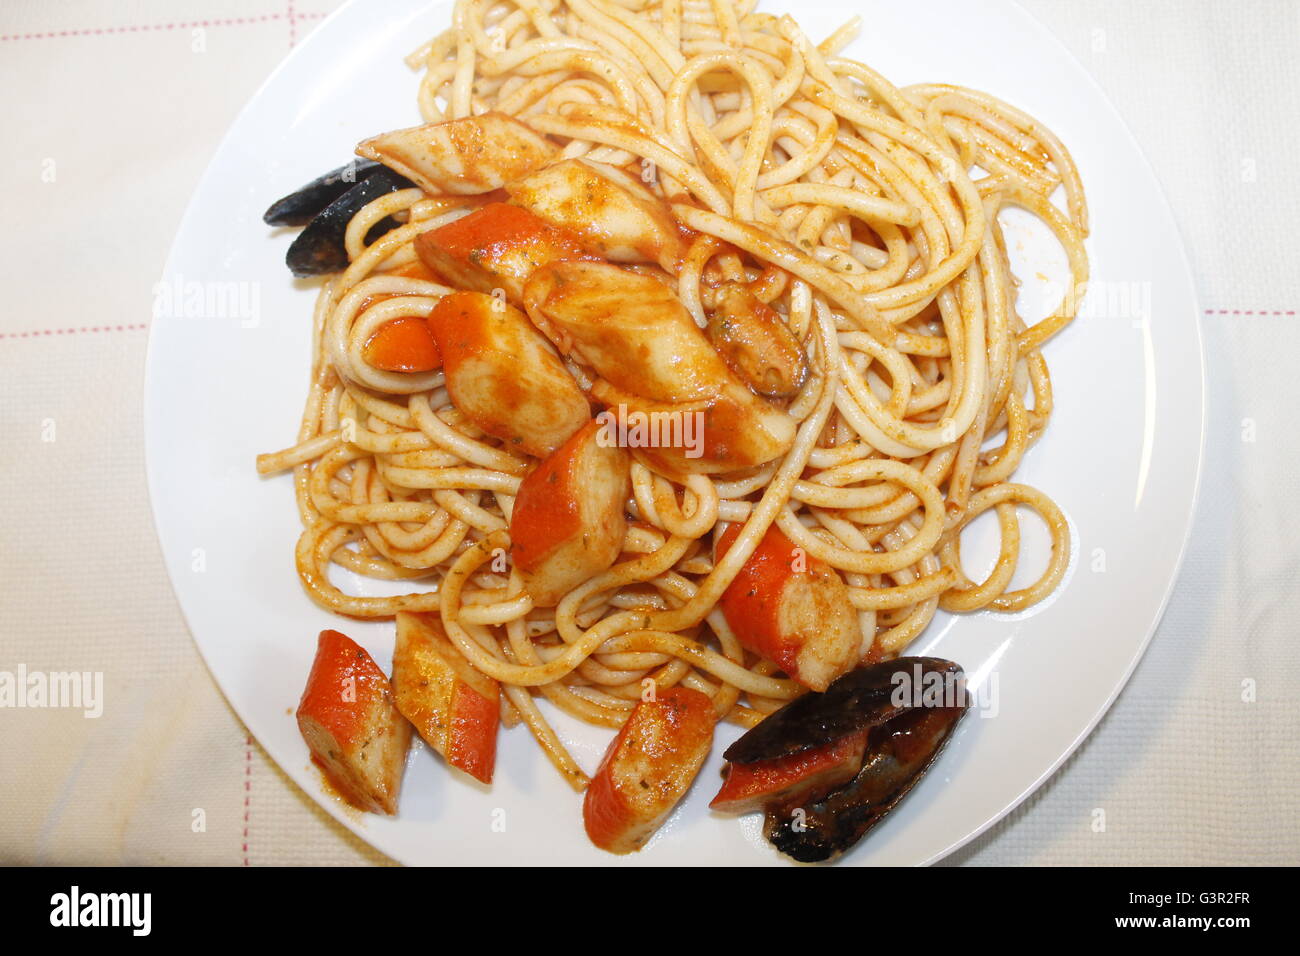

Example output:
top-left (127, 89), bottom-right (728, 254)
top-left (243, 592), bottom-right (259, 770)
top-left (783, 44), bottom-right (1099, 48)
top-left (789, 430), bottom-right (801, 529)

top-left (766, 704), bottom-right (961, 862)
top-left (510, 420), bottom-right (630, 607)
top-left (414, 202), bottom-right (594, 306)
top-left (264, 159), bottom-right (383, 227)
top-left (357, 112), bottom-right (558, 196)
top-left (354, 261), bottom-right (444, 372)
top-left (392, 612), bottom-right (499, 785)
top-left (296, 629), bottom-right (413, 815)
top-left (522, 260), bottom-right (797, 474)
top-left (505, 158), bottom-right (683, 270)
top-left (283, 165), bottom-right (415, 277)
top-left (715, 522), bottom-right (860, 692)
top-left (586, 385), bottom-right (794, 479)
top-left (363, 317), bottom-right (442, 373)
top-left (713, 658), bottom-right (967, 863)
top-left (426, 291), bottom-right (590, 457)
top-left (707, 283), bottom-right (809, 400)
top-left (583, 687), bottom-right (715, 854)
top-left (523, 260), bottom-right (724, 403)
top-left (710, 730), bottom-right (868, 815)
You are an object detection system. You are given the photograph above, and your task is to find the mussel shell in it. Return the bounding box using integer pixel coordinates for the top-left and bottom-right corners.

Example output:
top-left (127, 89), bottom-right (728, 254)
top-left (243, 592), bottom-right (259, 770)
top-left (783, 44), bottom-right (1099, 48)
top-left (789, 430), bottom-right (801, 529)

top-left (284, 166), bottom-right (416, 277)
top-left (724, 657), bottom-right (964, 765)
top-left (765, 701), bottom-right (966, 863)
top-left (263, 159), bottom-right (382, 226)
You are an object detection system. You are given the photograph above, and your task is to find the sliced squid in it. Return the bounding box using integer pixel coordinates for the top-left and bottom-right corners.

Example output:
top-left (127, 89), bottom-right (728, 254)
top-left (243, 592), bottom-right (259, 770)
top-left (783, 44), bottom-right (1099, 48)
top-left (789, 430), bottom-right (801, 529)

top-left (356, 112), bottom-right (558, 196)
top-left (426, 291), bottom-right (590, 458)
top-left (504, 158), bottom-right (684, 271)
top-left (510, 419), bottom-right (630, 607)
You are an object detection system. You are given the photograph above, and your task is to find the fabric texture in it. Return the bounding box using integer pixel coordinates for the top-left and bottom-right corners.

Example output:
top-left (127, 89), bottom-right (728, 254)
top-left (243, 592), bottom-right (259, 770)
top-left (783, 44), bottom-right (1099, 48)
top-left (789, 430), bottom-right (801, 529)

top-left (0, 0), bottom-right (1295, 866)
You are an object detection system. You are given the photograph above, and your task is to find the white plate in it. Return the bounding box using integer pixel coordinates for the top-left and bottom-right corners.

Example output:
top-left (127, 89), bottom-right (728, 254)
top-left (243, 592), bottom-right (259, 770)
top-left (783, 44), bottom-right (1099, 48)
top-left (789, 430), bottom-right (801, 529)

top-left (146, 0), bottom-right (1205, 865)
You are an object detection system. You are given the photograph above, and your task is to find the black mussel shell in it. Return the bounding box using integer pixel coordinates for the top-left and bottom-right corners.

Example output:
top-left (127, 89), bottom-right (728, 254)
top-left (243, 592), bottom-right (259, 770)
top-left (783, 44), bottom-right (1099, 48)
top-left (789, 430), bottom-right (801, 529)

top-left (724, 657), bottom-right (965, 765)
top-left (764, 700), bottom-right (966, 862)
top-left (284, 166), bottom-right (416, 278)
top-left (263, 159), bottom-right (382, 226)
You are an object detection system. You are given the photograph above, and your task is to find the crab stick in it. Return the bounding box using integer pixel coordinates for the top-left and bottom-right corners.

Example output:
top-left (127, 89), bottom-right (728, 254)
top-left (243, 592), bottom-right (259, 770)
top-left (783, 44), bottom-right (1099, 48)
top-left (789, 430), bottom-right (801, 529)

top-left (392, 612), bottom-right (499, 785)
top-left (363, 317), bottom-right (442, 372)
top-left (426, 290), bottom-right (590, 457)
top-left (296, 629), bottom-right (413, 815)
top-left (510, 419), bottom-right (630, 606)
top-left (415, 203), bottom-right (594, 306)
top-left (505, 158), bottom-right (683, 270)
top-left (583, 686), bottom-right (715, 854)
top-left (522, 260), bottom-right (797, 473)
top-left (710, 730), bottom-right (868, 814)
top-left (716, 523), bottom-right (861, 692)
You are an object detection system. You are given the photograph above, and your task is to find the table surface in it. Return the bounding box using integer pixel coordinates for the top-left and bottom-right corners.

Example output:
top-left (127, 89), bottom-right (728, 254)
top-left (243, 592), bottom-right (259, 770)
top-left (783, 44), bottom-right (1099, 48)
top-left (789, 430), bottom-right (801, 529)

top-left (2, 0), bottom-right (1297, 866)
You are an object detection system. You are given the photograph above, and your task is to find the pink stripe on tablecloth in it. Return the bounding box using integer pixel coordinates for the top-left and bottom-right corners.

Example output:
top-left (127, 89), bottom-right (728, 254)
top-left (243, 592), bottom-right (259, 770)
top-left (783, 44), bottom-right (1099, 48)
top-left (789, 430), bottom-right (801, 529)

top-left (243, 734), bottom-right (253, 867)
top-left (0, 10), bottom-right (325, 43)
top-left (0, 324), bottom-right (149, 340)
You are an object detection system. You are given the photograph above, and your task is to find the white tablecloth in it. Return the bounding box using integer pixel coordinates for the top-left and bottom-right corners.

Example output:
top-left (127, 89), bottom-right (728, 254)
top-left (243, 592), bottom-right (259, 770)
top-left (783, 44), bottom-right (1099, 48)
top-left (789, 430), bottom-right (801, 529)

top-left (2, 0), bottom-right (1296, 865)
